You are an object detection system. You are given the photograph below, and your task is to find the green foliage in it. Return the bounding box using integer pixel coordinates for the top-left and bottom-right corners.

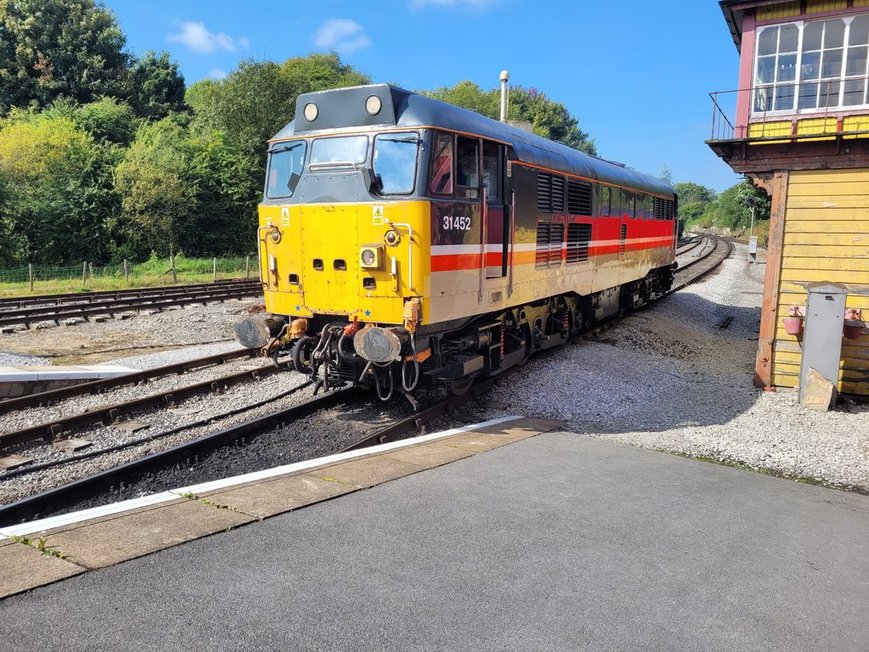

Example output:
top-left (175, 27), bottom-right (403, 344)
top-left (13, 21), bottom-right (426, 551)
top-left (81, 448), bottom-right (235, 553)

top-left (125, 51), bottom-right (186, 120)
top-left (701, 180), bottom-right (770, 230)
top-left (674, 181), bottom-right (716, 207)
top-left (0, 0), bottom-right (128, 113)
top-left (0, 111), bottom-right (116, 264)
top-left (424, 81), bottom-right (596, 155)
top-left (188, 53), bottom-right (369, 163)
top-left (184, 128), bottom-right (260, 256)
top-left (114, 118), bottom-right (197, 259)
top-left (114, 118), bottom-right (259, 260)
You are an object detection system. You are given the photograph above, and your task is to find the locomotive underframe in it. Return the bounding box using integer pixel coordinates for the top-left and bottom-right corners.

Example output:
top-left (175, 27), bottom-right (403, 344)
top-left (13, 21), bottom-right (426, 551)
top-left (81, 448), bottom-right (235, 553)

top-left (277, 263), bottom-right (674, 402)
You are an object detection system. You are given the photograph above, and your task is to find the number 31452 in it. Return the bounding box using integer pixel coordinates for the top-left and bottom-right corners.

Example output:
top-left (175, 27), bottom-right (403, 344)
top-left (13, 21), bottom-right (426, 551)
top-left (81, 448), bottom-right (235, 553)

top-left (442, 215), bottom-right (471, 231)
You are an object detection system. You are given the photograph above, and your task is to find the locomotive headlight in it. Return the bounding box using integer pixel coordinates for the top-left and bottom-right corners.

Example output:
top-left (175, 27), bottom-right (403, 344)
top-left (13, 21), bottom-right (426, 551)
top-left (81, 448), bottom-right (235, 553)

top-left (270, 228), bottom-right (282, 243)
top-left (359, 245), bottom-right (383, 269)
top-left (384, 229), bottom-right (401, 247)
top-left (365, 95), bottom-right (382, 116)
top-left (304, 102), bottom-right (319, 121)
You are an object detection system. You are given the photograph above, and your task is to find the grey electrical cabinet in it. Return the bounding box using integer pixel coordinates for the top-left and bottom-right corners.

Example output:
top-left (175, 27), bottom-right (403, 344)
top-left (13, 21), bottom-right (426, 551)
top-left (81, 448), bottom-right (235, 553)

top-left (798, 282), bottom-right (847, 409)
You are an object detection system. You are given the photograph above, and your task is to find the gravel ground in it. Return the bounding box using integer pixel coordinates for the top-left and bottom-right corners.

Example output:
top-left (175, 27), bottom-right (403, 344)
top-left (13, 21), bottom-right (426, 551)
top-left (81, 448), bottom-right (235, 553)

top-left (0, 351), bottom-right (273, 436)
top-left (486, 242), bottom-right (869, 492)
top-left (0, 296), bottom-right (262, 365)
top-left (0, 352), bottom-right (52, 367)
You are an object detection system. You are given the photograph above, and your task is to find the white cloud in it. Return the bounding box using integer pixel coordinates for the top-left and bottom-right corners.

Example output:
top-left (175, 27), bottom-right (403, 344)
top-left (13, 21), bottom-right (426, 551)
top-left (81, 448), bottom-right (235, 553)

top-left (313, 19), bottom-right (371, 53)
top-left (167, 21), bottom-right (247, 54)
top-left (207, 68), bottom-right (228, 80)
top-left (410, 0), bottom-right (496, 8)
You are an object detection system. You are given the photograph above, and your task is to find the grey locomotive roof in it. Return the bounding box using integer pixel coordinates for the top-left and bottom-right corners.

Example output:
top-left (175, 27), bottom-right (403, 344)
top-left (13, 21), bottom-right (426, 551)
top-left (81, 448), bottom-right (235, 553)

top-left (272, 84), bottom-right (674, 197)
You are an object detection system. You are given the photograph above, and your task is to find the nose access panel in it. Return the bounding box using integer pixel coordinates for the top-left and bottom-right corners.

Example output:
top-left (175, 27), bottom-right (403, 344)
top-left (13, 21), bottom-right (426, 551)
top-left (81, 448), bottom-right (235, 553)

top-left (299, 204), bottom-right (360, 313)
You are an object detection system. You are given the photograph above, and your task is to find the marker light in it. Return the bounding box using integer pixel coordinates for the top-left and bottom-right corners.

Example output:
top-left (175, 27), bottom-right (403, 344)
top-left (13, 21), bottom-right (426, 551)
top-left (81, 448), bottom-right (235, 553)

top-left (304, 102), bottom-right (319, 121)
top-left (359, 245), bottom-right (383, 269)
top-left (384, 229), bottom-right (401, 247)
top-left (365, 95), bottom-right (382, 116)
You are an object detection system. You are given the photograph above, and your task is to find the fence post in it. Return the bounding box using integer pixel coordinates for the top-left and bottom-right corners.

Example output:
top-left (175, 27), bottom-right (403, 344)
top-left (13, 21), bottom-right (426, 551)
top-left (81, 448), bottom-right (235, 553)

top-left (123, 259), bottom-right (129, 284)
top-left (82, 261), bottom-right (87, 288)
top-left (245, 255), bottom-right (250, 279)
top-left (171, 255), bottom-right (177, 283)
top-left (28, 263), bottom-right (34, 292)
top-left (88, 262), bottom-right (93, 282)
top-left (213, 257), bottom-right (217, 282)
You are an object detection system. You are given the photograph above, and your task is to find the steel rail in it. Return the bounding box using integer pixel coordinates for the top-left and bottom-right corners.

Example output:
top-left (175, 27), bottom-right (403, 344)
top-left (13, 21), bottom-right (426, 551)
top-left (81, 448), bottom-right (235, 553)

top-left (0, 286), bottom-right (263, 329)
top-left (0, 348), bottom-right (258, 414)
top-left (0, 283), bottom-right (261, 320)
top-left (0, 363), bottom-right (282, 448)
top-left (0, 388), bottom-right (353, 526)
top-left (0, 279), bottom-right (259, 310)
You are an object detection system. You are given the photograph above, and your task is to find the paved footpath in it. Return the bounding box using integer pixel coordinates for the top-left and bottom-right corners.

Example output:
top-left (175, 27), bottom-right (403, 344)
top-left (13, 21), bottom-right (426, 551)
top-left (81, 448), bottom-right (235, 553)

top-left (2, 431), bottom-right (868, 651)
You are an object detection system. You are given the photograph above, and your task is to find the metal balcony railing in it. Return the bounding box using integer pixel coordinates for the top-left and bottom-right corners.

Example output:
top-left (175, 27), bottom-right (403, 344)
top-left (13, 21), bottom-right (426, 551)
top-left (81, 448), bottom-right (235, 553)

top-left (709, 75), bottom-right (869, 143)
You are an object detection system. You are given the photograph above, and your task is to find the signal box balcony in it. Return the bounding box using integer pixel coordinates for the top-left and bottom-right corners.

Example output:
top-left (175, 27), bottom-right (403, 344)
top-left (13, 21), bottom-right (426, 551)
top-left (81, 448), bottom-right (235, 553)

top-left (707, 80), bottom-right (869, 174)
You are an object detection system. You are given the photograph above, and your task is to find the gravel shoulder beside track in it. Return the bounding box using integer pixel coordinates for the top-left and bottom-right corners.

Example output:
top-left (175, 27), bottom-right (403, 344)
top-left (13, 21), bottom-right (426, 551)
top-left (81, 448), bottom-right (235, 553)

top-left (0, 297), bottom-right (263, 365)
top-left (486, 243), bottom-right (869, 492)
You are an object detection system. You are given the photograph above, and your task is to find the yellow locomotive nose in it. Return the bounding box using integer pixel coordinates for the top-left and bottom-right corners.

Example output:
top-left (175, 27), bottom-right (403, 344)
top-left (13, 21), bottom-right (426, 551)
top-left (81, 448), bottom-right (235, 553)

top-left (257, 200), bottom-right (429, 325)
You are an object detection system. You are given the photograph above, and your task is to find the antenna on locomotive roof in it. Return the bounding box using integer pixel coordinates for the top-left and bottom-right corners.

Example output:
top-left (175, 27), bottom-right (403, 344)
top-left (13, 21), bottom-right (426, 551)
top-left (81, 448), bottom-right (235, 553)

top-left (499, 70), bottom-right (509, 122)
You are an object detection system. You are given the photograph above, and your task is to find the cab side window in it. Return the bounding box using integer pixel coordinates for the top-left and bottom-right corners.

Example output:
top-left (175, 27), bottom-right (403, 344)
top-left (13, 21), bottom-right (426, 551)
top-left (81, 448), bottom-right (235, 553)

top-left (430, 132), bottom-right (454, 195)
top-left (456, 136), bottom-right (480, 199)
top-left (482, 141), bottom-right (501, 201)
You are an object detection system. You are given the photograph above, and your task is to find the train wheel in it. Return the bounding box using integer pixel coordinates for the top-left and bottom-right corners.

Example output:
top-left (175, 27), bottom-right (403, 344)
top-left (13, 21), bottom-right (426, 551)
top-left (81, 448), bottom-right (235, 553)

top-left (291, 336), bottom-right (317, 375)
top-left (516, 325), bottom-right (532, 367)
top-left (449, 376), bottom-right (474, 396)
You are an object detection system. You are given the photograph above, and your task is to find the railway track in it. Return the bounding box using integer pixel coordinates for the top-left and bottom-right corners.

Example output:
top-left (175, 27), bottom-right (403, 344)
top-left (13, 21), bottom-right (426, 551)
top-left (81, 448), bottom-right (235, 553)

top-left (0, 348), bottom-right (259, 414)
top-left (0, 237), bottom-right (731, 526)
top-left (0, 279), bottom-right (257, 311)
top-left (0, 279), bottom-right (263, 330)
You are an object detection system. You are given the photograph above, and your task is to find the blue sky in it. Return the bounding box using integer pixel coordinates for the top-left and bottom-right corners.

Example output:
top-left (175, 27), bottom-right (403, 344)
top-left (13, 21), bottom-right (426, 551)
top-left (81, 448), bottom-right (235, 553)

top-left (109, 0), bottom-right (743, 191)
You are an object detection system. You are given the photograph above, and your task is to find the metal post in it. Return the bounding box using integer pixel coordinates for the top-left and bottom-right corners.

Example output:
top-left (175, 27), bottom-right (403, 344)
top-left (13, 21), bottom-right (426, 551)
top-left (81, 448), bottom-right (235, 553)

top-left (28, 263), bottom-right (33, 292)
top-left (213, 257), bottom-right (217, 282)
top-left (499, 70), bottom-right (509, 122)
top-left (245, 255), bottom-right (251, 279)
top-left (123, 259), bottom-right (129, 284)
top-left (82, 261), bottom-right (87, 287)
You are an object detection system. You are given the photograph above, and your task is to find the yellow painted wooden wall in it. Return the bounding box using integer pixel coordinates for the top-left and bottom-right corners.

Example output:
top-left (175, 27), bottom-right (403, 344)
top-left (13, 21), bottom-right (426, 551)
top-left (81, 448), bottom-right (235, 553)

top-left (773, 169), bottom-right (869, 394)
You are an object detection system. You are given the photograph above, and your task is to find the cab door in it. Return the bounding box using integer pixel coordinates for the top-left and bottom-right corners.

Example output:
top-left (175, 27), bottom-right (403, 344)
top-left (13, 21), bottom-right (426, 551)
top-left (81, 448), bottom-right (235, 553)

top-left (483, 141), bottom-right (508, 279)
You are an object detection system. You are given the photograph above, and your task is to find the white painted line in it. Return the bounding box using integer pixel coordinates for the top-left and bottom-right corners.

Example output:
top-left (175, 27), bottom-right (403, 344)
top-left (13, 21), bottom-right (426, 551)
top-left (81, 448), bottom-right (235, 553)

top-left (171, 415), bottom-right (522, 496)
top-left (0, 416), bottom-right (522, 537)
top-left (0, 491), bottom-right (179, 538)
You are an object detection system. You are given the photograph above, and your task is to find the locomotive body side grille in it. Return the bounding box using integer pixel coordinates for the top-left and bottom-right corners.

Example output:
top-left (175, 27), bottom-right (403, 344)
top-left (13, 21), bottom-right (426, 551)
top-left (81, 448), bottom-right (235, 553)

top-left (566, 223), bottom-right (592, 263)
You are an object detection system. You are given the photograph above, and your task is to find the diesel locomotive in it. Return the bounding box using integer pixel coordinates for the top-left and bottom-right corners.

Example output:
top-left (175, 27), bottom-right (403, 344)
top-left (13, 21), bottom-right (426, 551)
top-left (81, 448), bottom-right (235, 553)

top-left (235, 84), bottom-right (678, 401)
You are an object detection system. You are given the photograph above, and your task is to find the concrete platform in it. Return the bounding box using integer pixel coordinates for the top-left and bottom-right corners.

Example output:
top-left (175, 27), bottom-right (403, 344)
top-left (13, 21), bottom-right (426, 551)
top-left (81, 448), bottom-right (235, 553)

top-left (0, 415), bottom-right (555, 598)
top-left (0, 364), bottom-right (139, 398)
top-left (2, 423), bottom-right (867, 650)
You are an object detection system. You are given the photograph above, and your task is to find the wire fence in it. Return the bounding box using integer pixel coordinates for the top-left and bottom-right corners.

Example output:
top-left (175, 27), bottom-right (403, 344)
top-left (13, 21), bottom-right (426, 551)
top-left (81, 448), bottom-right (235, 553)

top-left (0, 255), bottom-right (259, 294)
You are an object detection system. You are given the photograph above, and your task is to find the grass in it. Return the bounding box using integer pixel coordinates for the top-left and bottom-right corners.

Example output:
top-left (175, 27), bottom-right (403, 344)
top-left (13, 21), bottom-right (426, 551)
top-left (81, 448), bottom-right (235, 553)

top-left (0, 254), bottom-right (257, 298)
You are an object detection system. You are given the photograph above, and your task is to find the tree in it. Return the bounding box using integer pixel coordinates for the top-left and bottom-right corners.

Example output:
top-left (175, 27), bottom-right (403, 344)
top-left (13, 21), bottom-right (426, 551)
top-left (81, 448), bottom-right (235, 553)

top-left (0, 0), bottom-right (128, 114)
top-left (183, 129), bottom-right (260, 256)
top-left (700, 180), bottom-right (770, 230)
top-left (188, 54), bottom-right (369, 163)
top-left (0, 170), bottom-right (20, 265)
top-left (125, 51), bottom-right (186, 120)
top-left (674, 181), bottom-right (716, 206)
top-left (0, 110), bottom-right (116, 263)
top-left (424, 81), bottom-right (597, 155)
top-left (660, 165), bottom-right (673, 185)
top-left (113, 118), bottom-right (196, 260)
top-left (674, 181), bottom-right (716, 224)
top-left (42, 96), bottom-right (138, 146)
